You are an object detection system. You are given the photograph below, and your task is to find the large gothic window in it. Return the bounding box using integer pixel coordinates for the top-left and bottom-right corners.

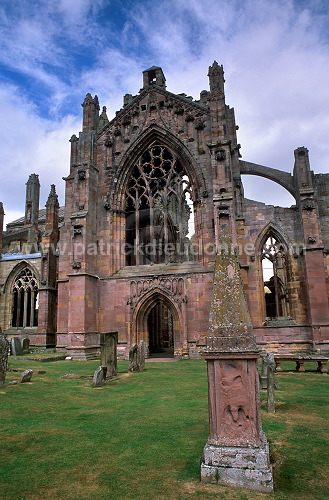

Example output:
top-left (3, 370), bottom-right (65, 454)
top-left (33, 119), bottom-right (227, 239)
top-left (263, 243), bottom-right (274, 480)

top-left (125, 144), bottom-right (194, 265)
top-left (262, 234), bottom-right (289, 318)
top-left (12, 267), bottom-right (38, 327)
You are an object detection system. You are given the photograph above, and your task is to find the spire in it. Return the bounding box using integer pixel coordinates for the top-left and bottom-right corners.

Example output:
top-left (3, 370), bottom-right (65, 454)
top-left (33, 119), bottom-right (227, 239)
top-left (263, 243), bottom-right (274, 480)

top-left (45, 184), bottom-right (59, 236)
top-left (208, 60), bottom-right (225, 95)
top-left (98, 106), bottom-right (109, 129)
top-left (46, 184), bottom-right (59, 207)
top-left (82, 93), bottom-right (100, 131)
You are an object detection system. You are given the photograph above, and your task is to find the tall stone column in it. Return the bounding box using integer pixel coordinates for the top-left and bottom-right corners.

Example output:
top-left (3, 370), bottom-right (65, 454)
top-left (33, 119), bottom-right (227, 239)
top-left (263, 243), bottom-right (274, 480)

top-left (200, 228), bottom-right (273, 492)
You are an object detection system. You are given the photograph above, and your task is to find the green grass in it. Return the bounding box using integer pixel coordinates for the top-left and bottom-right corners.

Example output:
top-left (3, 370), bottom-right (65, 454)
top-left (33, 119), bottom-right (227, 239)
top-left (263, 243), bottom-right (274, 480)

top-left (0, 358), bottom-right (328, 500)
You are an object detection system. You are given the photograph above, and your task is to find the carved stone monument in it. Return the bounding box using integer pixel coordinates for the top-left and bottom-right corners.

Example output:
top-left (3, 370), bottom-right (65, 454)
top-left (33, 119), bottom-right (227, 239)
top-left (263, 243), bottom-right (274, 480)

top-left (0, 334), bottom-right (10, 385)
top-left (200, 229), bottom-right (273, 492)
top-left (100, 332), bottom-right (118, 378)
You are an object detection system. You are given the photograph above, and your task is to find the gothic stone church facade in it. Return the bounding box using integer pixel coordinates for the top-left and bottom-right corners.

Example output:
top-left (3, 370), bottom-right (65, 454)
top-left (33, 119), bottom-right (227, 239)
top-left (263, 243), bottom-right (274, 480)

top-left (1, 62), bottom-right (329, 359)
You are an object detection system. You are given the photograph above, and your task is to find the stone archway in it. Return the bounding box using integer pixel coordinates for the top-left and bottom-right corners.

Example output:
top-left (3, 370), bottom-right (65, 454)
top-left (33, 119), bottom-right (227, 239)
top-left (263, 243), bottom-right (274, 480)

top-left (134, 289), bottom-right (181, 358)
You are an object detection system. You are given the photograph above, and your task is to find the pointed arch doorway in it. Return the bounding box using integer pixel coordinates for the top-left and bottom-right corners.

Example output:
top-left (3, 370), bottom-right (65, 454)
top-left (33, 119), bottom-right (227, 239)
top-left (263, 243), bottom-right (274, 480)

top-left (148, 301), bottom-right (174, 356)
top-left (135, 291), bottom-right (181, 358)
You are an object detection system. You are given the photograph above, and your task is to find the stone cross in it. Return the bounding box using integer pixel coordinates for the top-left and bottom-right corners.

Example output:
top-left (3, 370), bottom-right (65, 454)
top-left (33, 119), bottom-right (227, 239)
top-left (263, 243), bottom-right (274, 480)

top-left (200, 226), bottom-right (273, 492)
top-left (0, 335), bottom-right (10, 385)
top-left (100, 332), bottom-right (118, 378)
top-left (259, 352), bottom-right (280, 391)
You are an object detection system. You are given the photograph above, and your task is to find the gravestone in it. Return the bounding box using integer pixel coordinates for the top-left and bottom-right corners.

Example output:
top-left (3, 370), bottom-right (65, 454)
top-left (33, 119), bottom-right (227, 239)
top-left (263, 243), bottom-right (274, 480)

top-left (128, 344), bottom-right (139, 372)
top-left (0, 335), bottom-right (10, 385)
top-left (22, 338), bottom-right (30, 354)
top-left (11, 337), bottom-right (22, 356)
top-left (138, 340), bottom-right (146, 371)
top-left (100, 332), bottom-right (118, 378)
top-left (266, 353), bottom-right (276, 413)
top-left (128, 342), bottom-right (146, 372)
top-left (20, 369), bottom-right (33, 383)
top-left (92, 366), bottom-right (107, 387)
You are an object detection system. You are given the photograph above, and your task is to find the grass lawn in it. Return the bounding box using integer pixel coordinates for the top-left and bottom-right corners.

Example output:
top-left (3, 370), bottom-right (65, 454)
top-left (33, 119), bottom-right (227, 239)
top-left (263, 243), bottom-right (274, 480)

top-left (0, 357), bottom-right (328, 500)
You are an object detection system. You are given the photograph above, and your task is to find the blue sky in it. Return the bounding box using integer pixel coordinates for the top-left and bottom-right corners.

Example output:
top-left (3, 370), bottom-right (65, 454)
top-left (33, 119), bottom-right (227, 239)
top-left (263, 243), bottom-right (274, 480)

top-left (1, 0), bottom-right (329, 225)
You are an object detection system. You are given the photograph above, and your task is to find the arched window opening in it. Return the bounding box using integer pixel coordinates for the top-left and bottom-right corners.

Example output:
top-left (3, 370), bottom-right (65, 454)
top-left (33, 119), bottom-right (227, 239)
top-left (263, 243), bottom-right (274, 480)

top-left (262, 235), bottom-right (289, 318)
top-left (11, 267), bottom-right (38, 327)
top-left (125, 145), bottom-right (195, 265)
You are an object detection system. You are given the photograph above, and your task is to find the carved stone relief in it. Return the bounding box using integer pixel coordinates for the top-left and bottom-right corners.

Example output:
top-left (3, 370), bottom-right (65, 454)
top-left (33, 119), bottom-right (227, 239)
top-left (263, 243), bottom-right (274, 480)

top-left (127, 276), bottom-right (186, 308)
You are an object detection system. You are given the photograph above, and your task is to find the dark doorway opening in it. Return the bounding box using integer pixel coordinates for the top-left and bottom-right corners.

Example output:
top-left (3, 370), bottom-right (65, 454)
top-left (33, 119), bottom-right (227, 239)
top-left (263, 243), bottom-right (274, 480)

top-left (147, 301), bottom-right (174, 357)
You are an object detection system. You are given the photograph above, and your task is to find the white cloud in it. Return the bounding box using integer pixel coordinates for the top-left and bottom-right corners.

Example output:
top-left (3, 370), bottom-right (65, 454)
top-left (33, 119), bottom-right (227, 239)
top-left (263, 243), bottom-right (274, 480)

top-left (1, 0), bottom-right (329, 224)
top-left (0, 83), bottom-right (79, 227)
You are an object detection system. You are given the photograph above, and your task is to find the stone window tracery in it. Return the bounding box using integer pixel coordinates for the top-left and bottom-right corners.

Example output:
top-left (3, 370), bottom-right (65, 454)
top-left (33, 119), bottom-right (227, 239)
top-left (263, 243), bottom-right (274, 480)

top-left (11, 267), bottom-right (38, 327)
top-left (262, 234), bottom-right (289, 318)
top-left (125, 144), bottom-right (194, 265)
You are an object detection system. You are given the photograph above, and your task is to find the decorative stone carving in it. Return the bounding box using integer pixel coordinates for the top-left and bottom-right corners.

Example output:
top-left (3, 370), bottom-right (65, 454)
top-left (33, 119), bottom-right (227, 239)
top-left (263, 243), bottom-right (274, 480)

top-left (73, 224), bottom-right (82, 237)
top-left (200, 226), bottom-right (273, 492)
top-left (185, 114), bottom-right (195, 122)
top-left (72, 261), bottom-right (81, 269)
top-left (128, 277), bottom-right (185, 308)
top-left (195, 120), bottom-right (205, 130)
top-left (302, 199), bottom-right (315, 211)
top-left (215, 149), bottom-right (226, 161)
top-left (105, 137), bottom-right (113, 148)
top-left (77, 168), bottom-right (86, 180)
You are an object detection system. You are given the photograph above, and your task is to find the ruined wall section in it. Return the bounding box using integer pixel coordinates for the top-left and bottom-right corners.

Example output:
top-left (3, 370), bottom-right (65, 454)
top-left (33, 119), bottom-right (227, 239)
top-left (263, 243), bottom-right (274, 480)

top-left (242, 199), bottom-right (308, 327)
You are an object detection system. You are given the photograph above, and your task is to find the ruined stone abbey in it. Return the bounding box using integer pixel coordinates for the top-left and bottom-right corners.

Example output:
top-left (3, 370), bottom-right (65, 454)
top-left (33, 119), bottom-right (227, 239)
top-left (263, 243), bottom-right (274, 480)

top-left (1, 62), bottom-right (328, 358)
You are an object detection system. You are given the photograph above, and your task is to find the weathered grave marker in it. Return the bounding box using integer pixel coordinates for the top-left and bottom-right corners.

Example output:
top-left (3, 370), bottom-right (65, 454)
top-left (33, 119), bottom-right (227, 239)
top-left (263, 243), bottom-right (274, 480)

top-left (22, 338), bottom-right (30, 354)
top-left (20, 369), bottom-right (33, 383)
top-left (266, 353), bottom-right (276, 413)
top-left (128, 341), bottom-right (146, 372)
top-left (11, 337), bottom-right (22, 356)
top-left (0, 335), bottom-right (10, 385)
top-left (92, 366), bottom-right (107, 387)
top-left (100, 332), bottom-right (118, 378)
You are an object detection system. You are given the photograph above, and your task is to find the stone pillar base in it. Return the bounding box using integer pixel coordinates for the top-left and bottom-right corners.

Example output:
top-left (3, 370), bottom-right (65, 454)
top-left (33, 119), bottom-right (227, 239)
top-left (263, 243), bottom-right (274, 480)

top-left (65, 346), bottom-right (100, 360)
top-left (201, 434), bottom-right (273, 492)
